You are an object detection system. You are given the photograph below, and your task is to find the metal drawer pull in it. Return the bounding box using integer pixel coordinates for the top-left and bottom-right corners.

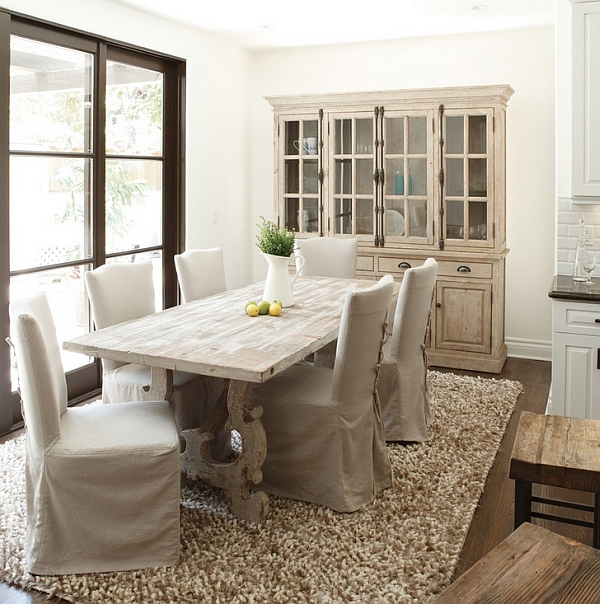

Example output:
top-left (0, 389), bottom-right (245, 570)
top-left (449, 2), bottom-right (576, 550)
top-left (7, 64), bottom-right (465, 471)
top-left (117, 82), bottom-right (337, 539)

top-left (457, 265), bottom-right (471, 273)
top-left (398, 262), bottom-right (411, 269)
top-left (598, 349), bottom-right (600, 370)
top-left (595, 319), bottom-right (600, 324)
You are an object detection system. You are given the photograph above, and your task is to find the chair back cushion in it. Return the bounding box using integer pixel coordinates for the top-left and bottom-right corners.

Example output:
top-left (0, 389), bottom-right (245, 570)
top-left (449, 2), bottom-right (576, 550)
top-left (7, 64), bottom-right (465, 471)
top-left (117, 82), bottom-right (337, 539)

top-left (389, 258), bottom-right (438, 361)
top-left (85, 262), bottom-right (156, 372)
top-left (332, 274), bottom-right (394, 405)
top-left (174, 248), bottom-right (227, 303)
top-left (9, 294), bottom-right (64, 448)
top-left (295, 237), bottom-right (358, 278)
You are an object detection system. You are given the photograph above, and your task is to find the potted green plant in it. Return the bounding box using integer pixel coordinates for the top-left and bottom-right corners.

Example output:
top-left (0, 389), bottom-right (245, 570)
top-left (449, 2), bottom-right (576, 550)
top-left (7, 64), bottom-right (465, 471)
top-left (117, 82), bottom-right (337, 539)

top-left (256, 217), bottom-right (304, 307)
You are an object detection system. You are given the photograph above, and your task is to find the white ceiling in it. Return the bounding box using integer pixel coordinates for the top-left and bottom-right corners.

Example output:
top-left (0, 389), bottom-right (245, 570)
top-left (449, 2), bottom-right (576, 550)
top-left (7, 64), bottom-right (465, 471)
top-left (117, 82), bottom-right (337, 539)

top-left (111, 0), bottom-right (556, 50)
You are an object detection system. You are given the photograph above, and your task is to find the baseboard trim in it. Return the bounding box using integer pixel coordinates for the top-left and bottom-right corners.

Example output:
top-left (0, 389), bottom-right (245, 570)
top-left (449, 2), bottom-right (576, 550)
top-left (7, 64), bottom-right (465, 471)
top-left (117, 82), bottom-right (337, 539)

top-left (506, 337), bottom-right (552, 362)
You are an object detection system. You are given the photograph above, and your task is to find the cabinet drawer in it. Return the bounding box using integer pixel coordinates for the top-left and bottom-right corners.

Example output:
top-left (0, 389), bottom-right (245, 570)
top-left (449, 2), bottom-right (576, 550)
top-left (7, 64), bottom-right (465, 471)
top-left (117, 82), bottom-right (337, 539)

top-left (437, 261), bottom-right (492, 279)
top-left (553, 300), bottom-right (600, 336)
top-left (357, 255), bottom-right (374, 272)
top-left (378, 257), bottom-right (425, 274)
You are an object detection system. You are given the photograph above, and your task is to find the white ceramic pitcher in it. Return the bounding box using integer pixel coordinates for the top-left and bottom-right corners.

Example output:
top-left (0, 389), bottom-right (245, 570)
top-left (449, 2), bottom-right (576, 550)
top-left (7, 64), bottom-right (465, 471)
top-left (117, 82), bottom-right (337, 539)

top-left (262, 253), bottom-right (305, 307)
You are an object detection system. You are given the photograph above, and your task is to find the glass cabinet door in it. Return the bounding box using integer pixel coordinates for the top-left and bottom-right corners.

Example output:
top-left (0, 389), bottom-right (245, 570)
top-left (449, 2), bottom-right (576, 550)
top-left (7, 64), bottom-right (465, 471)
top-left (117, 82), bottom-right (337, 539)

top-left (383, 112), bottom-right (432, 242)
top-left (281, 117), bottom-right (320, 234)
top-left (443, 110), bottom-right (492, 245)
top-left (329, 114), bottom-right (375, 237)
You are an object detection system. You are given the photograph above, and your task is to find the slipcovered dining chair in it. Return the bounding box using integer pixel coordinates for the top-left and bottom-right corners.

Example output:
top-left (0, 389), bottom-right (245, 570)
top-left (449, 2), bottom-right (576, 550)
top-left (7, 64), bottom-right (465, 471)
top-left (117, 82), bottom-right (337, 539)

top-left (84, 262), bottom-right (230, 459)
top-left (294, 236), bottom-right (358, 279)
top-left (379, 258), bottom-right (438, 442)
top-left (294, 237), bottom-right (359, 367)
top-left (251, 275), bottom-right (394, 512)
top-left (8, 292), bottom-right (181, 575)
top-left (174, 247), bottom-right (227, 303)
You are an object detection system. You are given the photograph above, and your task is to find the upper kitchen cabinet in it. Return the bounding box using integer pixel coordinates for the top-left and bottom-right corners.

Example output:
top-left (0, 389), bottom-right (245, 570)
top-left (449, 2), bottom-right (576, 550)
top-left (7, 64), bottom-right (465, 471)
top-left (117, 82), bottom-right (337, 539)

top-left (571, 0), bottom-right (600, 203)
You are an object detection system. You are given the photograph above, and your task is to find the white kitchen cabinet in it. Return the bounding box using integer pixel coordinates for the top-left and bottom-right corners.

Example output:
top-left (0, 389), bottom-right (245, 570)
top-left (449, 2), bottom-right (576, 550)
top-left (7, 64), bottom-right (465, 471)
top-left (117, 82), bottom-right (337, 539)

top-left (550, 297), bottom-right (600, 418)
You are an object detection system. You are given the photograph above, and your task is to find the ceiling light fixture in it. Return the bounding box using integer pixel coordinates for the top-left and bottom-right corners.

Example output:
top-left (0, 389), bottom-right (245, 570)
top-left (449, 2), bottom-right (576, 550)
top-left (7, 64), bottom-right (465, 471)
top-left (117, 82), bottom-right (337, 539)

top-left (471, 4), bottom-right (489, 10)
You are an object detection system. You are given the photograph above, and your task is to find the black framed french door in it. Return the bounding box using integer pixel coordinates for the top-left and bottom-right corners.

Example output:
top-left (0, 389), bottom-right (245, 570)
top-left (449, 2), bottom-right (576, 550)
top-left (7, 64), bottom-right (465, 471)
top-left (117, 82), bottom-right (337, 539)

top-left (0, 11), bottom-right (185, 436)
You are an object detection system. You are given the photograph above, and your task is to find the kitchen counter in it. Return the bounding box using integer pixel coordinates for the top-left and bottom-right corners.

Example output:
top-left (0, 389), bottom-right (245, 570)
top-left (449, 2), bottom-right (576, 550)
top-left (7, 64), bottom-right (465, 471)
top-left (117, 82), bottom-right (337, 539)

top-left (548, 275), bottom-right (600, 303)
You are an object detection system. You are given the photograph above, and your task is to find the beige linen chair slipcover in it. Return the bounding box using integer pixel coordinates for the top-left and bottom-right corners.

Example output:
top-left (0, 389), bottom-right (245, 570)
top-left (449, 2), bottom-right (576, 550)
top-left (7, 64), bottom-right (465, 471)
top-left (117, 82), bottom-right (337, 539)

top-left (8, 292), bottom-right (180, 575)
top-left (84, 262), bottom-right (229, 458)
top-left (294, 236), bottom-right (358, 279)
top-left (379, 257), bottom-right (438, 442)
top-left (251, 275), bottom-right (394, 512)
top-left (294, 237), bottom-right (359, 367)
top-left (174, 247), bottom-right (227, 303)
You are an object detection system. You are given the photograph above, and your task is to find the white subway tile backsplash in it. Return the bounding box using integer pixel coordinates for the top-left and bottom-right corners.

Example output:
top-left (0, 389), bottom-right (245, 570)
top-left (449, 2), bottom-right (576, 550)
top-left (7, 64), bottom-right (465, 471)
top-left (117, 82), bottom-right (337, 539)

top-left (556, 205), bottom-right (600, 276)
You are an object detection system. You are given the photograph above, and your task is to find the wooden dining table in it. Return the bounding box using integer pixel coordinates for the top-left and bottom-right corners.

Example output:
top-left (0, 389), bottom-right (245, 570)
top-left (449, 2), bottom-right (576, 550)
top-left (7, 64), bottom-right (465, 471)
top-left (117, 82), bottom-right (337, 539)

top-left (64, 275), bottom-right (390, 523)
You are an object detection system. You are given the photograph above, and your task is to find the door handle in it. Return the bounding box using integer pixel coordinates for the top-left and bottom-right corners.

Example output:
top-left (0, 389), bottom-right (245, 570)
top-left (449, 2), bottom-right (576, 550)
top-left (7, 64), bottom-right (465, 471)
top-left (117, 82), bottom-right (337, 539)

top-left (398, 262), bottom-right (411, 269)
top-left (457, 265), bottom-right (471, 273)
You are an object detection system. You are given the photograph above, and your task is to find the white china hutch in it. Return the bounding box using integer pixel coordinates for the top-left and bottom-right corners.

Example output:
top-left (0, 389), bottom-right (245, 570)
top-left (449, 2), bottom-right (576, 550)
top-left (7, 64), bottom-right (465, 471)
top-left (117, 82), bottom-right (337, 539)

top-left (267, 85), bottom-right (513, 373)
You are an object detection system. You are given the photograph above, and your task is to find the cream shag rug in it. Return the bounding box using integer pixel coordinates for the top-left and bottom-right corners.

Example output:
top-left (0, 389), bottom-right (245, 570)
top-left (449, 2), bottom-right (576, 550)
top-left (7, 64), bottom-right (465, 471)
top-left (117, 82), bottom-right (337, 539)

top-left (0, 371), bottom-right (522, 604)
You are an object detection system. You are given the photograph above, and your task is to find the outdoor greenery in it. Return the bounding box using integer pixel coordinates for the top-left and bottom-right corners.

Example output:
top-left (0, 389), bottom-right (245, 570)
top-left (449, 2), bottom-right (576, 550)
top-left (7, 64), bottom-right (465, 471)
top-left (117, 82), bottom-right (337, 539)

top-left (256, 216), bottom-right (295, 257)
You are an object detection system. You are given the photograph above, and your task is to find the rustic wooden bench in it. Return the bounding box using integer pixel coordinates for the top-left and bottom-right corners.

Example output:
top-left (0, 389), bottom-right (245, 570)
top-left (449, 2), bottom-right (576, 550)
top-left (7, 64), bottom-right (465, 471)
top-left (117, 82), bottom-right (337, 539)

top-left (432, 522), bottom-right (600, 603)
top-left (509, 411), bottom-right (600, 548)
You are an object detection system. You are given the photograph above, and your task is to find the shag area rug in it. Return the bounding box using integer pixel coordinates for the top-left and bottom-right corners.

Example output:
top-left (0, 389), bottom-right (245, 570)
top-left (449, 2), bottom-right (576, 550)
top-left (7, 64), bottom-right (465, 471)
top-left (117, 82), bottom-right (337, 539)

top-left (1, 371), bottom-right (522, 604)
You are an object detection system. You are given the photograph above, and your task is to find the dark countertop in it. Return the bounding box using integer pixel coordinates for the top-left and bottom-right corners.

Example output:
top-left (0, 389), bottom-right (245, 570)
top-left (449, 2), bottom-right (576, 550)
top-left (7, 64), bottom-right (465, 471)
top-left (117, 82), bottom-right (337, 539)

top-left (549, 275), bottom-right (600, 302)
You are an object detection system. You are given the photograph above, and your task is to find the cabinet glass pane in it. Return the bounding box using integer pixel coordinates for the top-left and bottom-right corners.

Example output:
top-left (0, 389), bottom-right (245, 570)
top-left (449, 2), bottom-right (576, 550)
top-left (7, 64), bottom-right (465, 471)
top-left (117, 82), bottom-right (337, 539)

top-left (285, 160), bottom-right (299, 194)
top-left (408, 199), bottom-right (427, 237)
top-left (446, 158), bottom-right (464, 196)
top-left (386, 117), bottom-right (404, 155)
top-left (445, 116), bottom-right (464, 154)
top-left (469, 158), bottom-right (487, 197)
top-left (304, 159), bottom-right (318, 194)
top-left (386, 160), bottom-right (405, 195)
top-left (469, 201), bottom-right (487, 240)
top-left (285, 121), bottom-right (300, 155)
top-left (469, 115), bottom-right (487, 154)
top-left (285, 198), bottom-right (300, 232)
top-left (408, 116), bottom-right (427, 154)
top-left (386, 204), bottom-right (405, 237)
top-left (356, 158), bottom-right (373, 195)
top-left (356, 119), bottom-right (373, 154)
top-left (356, 199), bottom-right (373, 235)
top-left (446, 200), bottom-right (464, 239)
top-left (334, 198), bottom-right (352, 235)
top-left (335, 159), bottom-right (352, 194)
top-left (302, 199), bottom-right (319, 233)
top-left (408, 158), bottom-right (426, 196)
top-left (335, 119), bottom-right (352, 155)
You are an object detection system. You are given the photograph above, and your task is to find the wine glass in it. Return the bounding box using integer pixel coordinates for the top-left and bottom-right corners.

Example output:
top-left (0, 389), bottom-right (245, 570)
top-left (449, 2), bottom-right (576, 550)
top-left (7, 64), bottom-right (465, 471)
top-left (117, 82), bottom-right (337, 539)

top-left (583, 249), bottom-right (597, 284)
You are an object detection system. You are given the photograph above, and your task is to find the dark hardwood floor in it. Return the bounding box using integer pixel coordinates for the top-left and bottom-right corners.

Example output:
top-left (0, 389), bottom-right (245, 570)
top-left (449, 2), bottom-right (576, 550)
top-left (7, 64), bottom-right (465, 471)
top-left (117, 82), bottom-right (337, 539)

top-left (0, 357), bottom-right (569, 603)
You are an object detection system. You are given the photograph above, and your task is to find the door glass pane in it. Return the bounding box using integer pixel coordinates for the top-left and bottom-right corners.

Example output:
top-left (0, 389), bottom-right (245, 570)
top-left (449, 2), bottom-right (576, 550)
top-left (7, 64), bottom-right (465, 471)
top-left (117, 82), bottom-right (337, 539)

top-left (469, 201), bottom-right (487, 240)
top-left (10, 37), bottom-right (93, 153)
top-left (356, 158), bottom-right (373, 195)
top-left (302, 199), bottom-right (319, 233)
top-left (335, 159), bottom-right (352, 194)
top-left (356, 119), bottom-right (373, 154)
top-left (469, 115), bottom-right (487, 154)
top-left (386, 117), bottom-right (404, 155)
top-left (285, 160), bottom-right (299, 194)
top-left (335, 198), bottom-right (352, 234)
top-left (408, 200), bottom-right (427, 237)
top-left (356, 199), bottom-right (373, 235)
top-left (469, 158), bottom-right (487, 197)
top-left (446, 200), bottom-right (464, 239)
top-left (446, 158), bottom-right (464, 197)
top-left (386, 206), bottom-right (405, 237)
top-left (106, 62), bottom-right (163, 156)
top-left (408, 158), bottom-right (427, 196)
top-left (335, 119), bottom-right (352, 155)
top-left (10, 156), bottom-right (92, 271)
top-left (105, 159), bottom-right (162, 254)
top-left (408, 116), bottom-right (426, 154)
top-left (445, 116), bottom-right (464, 154)
top-left (285, 198), bottom-right (300, 232)
top-left (386, 160), bottom-right (405, 196)
top-left (285, 121), bottom-right (300, 155)
top-left (303, 159), bottom-right (318, 194)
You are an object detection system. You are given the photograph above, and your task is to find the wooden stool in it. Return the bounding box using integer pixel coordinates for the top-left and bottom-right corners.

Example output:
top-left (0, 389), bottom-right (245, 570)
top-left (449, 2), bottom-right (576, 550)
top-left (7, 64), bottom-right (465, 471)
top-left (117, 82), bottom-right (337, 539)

top-left (432, 523), bottom-right (600, 603)
top-left (509, 411), bottom-right (600, 548)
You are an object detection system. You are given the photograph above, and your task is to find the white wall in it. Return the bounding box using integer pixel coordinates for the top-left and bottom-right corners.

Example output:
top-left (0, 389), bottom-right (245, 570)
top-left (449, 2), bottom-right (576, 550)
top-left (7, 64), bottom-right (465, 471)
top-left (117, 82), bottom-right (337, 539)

top-left (249, 27), bottom-right (556, 360)
top-left (1, 0), bottom-right (253, 288)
